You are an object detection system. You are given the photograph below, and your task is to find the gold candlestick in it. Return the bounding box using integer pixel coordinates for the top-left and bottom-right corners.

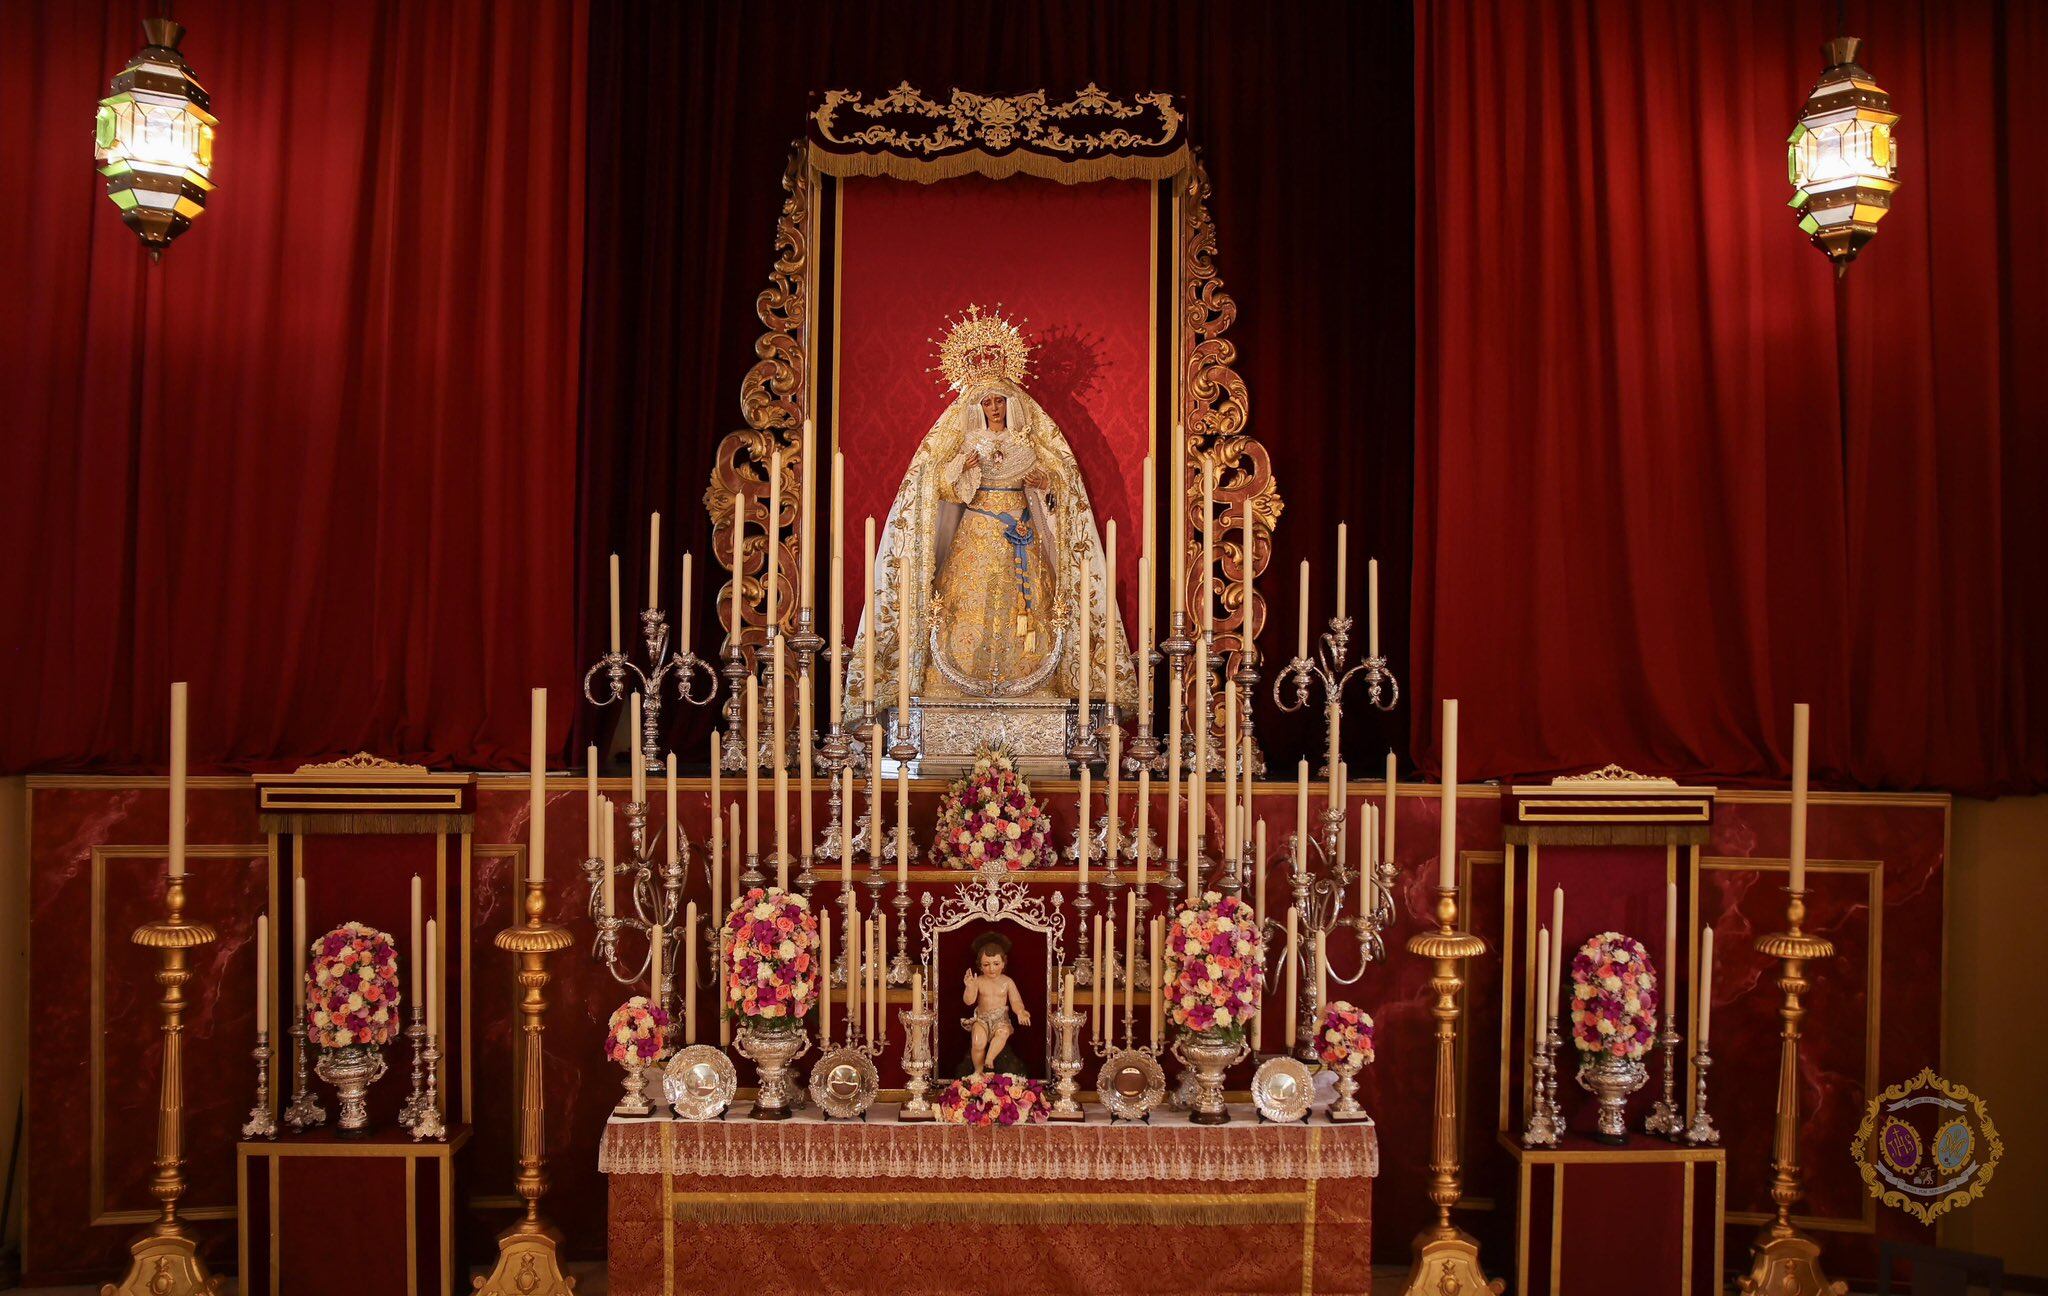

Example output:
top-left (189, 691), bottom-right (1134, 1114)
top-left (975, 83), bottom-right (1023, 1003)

top-left (103, 877), bottom-right (222, 1296)
top-left (1736, 891), bottom-right (1846, 1296)
top-left (1397, 887), bottom-right (1501, 1296)
top-left (475, 877), bottom-right (576, 1296)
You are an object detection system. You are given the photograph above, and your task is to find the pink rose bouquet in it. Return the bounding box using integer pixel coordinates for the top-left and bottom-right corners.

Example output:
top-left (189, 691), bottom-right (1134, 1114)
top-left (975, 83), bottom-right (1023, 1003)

top-left (931, 745), bottom-right (1051, 870)
top-left (934, 1072), bottom-right (1050, 1126)
top-left (1164, 892), bottom-right (1265, 1039)
top-left (1570, 931), bottom-right (1659, 1061)
top-left (1316, 1001), bottom-right (1375, 1068)
top-left (604, 996), bottom-right (671, 1066)
top-left (304, 921), bottom-right (402, 1050)
top-left (720, 886), bottom-right (819, 1027)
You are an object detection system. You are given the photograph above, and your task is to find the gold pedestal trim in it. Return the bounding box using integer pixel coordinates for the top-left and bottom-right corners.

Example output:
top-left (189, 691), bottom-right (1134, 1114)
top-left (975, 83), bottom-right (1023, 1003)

top-left (100, 1231), bottom-right (223, 1296)
top-left (1738, 1228), bottom-right (1847, 1296)
top-left (1398, 1230), bottom-right (1501, 1296)
top-left (473, 1221), bottom-right (575, 1296)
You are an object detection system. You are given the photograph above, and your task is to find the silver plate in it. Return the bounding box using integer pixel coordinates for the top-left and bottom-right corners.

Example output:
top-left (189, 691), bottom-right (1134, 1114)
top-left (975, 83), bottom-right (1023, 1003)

top-left (662, 1045), bottom-right (737, 1121)
top-left (806, 1047), bottom-right (879, 1119)
top-left (1096, 1049), bottom-right (1166, 1121)
top-left (1251, 1056), bottom-right (1314, 1123)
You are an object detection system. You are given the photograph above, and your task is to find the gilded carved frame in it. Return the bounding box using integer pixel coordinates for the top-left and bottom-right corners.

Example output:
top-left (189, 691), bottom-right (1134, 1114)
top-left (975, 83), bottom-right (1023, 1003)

top-left (705, 85), bottom-right (1279, 712)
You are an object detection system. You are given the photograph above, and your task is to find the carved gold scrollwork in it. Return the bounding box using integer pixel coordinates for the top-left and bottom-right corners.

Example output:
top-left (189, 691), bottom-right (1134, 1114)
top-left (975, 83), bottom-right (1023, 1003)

top-left (708, 148), bottom-right (811, 659)
top-left (811, 83), bottom-right (1188, 182)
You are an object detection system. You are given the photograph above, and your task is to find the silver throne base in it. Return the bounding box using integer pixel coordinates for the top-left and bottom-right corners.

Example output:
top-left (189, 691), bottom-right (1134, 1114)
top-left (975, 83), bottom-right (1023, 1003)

top-left (894, 697), bottom-right (1084, 778)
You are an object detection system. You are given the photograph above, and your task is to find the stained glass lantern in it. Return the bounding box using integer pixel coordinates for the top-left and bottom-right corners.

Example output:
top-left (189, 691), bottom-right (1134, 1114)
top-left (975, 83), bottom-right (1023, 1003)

top-left (94, 17), bottom-right (217, 260)
top-left (1787, 37), bottom-right (1899, 273)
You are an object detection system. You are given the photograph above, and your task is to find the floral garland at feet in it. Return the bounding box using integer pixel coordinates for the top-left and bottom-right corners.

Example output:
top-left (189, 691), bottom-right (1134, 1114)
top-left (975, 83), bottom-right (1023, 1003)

top-left (935, 1073), bottom-right (1051, 1125)
top-left (932, 744), bottom-right (1052, 870)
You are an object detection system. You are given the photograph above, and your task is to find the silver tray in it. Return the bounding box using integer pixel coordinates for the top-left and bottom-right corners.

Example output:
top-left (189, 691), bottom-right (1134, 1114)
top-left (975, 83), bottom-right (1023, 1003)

top-left (807, 1047), bottom-right (879, 1119)
top-left (1096, 1048), bottom-right (1166, 1122)
top-left (1250, 1056), bottom-right (1313, 1123)
top-left (662, 1045), bottom-right (737, 1121)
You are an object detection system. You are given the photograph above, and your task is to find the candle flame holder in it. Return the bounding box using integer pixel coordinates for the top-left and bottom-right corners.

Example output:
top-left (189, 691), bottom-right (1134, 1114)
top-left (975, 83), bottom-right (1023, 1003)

top-left (582, 603), bottom-right (720, 774)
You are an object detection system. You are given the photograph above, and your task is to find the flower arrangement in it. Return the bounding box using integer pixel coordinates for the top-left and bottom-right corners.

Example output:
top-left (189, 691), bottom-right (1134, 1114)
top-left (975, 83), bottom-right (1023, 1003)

top-left (1316, 1001), bottom-right (1376, 1068)
top-left (304, 921), bottom-right (402, 1051)
top-left (1569, 931), bottom-right (1660, 1061)
top-left (720, 886), bottom-right (819, 1027)
top-left (934, 1072), bottom-right (1051, 1126)
top-left (1164, 892), bottom-right (1265, 1038)
top-left (604, 996), bottom-right (671, 1066)
top-left (931, 744), bottom-right (1052, 870)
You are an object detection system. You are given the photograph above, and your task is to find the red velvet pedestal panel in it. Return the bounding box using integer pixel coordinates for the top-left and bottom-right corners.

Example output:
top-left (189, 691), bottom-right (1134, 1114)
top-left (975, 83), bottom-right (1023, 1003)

top-left (236, 1126), bottom-right (470, 1296)
top-left (1505, 1133), bottom-right (1724, 1296)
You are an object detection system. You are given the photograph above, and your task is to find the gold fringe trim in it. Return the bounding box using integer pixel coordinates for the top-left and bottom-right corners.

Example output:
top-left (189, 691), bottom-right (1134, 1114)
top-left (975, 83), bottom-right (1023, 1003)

top-left (808, 141), bottom-right (1191, 186)
top-left (1504, 823), bottom-right (1709, 847)
top-left (258, 812), bottom-right (473, 836)
top-left (670, 1188), bottom-right (1306, 1227)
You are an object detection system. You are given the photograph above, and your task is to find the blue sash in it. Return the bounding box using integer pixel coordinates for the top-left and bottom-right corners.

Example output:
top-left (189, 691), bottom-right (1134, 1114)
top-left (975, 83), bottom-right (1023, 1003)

top-left (964, 491), bottom-right (1039, 611)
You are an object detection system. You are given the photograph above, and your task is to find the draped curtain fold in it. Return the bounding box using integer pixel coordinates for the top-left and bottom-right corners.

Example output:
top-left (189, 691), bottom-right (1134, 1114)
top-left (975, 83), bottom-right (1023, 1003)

top-left (1414, 0), bottom-right (2047, 794)
top-left (0, 0), bottom-right (588, 771)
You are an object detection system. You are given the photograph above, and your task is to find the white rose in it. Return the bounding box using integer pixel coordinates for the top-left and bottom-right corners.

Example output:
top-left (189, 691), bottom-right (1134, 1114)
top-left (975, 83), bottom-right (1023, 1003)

top-left (778, 940), bottom-right (797, 959)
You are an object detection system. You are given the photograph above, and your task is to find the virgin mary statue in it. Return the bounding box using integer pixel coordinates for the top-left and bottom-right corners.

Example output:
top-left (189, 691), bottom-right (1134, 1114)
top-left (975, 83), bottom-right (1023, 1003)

top-left (846, 306), bottom-right (1135, 729)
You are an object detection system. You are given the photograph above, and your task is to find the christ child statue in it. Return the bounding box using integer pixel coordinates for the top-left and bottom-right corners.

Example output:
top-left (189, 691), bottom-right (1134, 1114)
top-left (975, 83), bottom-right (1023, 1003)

top-left (960, 931), bottom-right (1031, 1077)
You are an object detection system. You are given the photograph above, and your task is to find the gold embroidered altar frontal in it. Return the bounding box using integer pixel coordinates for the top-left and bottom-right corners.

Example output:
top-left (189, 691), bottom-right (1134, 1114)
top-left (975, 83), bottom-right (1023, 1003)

top-left (603, 1108), bottom-right (1376, 1295)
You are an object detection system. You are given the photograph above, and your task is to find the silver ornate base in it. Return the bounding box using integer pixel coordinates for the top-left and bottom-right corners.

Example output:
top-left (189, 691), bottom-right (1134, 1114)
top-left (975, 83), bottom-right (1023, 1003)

top-left (908, 697), bottom-right (1082, 777)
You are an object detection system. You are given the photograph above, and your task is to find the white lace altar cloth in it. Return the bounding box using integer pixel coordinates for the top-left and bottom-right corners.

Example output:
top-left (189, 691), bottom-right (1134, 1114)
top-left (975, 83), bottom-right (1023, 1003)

top-left (598, 1103), bottom-right (1377, 1182)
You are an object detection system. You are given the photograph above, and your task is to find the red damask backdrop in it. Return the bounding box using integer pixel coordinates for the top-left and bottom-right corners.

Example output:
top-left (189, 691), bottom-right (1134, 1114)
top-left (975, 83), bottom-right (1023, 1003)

top-left (834, 175), bottom-right (1154, 620)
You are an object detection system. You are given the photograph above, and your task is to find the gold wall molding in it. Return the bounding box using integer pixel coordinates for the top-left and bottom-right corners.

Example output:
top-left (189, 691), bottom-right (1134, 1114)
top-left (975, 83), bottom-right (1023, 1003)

top-left (809, 83), bottom-right (1188, 183)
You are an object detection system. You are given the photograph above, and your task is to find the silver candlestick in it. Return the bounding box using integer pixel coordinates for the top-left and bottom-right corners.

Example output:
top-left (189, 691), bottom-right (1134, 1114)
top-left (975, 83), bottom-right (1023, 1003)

top-left (889, 880), bottom-right (913, 986)
top-left (583, 604), bottom-right (721, 774)
top-left (240, 1031), bottom-right (276, 1139)
top-left (898, 999), bottom-right (937, 1121)
top-left (1072, 881), bottom-right (1098, 989)
top-left (581, 796), bottom-right (695, 1005)
top-left (282, 1019), bottom-right (326, 1130)
top-left (1048, 998), bottom-right (1087, 1120)
top-left (1160, 611), bottom-right (1196, 771)
top-left (398, 1012), bottom-right (426, 1129)
top-left (411, 1031), bottom-right (447, 1141)
top-left (1522, 1022), bottom-right (1561, 1147)
top-left (1124, 644), bottom-right (1165, 771)
top-left (1272, 612), bottom-right (1399, 778)
top-left (1683, 1044), bottom-right (1720, 1145)
top-left (1645, 1018), bottom-right (1685, 1137)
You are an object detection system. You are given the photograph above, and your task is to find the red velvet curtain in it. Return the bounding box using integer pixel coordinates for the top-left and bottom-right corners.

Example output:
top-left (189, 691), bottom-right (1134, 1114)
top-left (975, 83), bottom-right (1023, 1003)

top-left (0, 0), bottom-right (587, 771)
top-left (1414, 0), bottom-right (2048, 794)
top-left (577, 0), bottom-right (1417, 774)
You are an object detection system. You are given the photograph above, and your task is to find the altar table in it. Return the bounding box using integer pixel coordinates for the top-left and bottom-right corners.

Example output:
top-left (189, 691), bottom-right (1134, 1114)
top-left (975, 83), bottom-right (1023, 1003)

top-left (601, 1104), bottom-right (1377, 1295)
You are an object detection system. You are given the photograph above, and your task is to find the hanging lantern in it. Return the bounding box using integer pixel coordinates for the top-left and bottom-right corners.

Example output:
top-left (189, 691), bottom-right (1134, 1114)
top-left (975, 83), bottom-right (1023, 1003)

top-left (1787, 37), bottom-right (1899, 274)
top-left (94, 15), bottom-right (217, 260)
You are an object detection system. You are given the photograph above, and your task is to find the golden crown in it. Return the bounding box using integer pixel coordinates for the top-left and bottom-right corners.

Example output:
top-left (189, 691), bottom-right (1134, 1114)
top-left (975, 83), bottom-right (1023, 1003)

top-left (930, 303), bottom-right (1033, 394)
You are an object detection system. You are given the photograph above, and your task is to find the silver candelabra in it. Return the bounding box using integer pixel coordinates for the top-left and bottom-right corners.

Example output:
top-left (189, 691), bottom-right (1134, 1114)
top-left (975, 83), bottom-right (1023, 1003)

top-left (1273, 612), bottom-right (1398, 778)
top-left (581, 796), bottom-right (703, 1012)
top-left (584, 604), bottom-right (720, 774)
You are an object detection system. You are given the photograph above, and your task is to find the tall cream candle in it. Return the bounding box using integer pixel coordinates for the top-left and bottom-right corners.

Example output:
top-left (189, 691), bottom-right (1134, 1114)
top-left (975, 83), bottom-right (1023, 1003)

top-left (731, 494), bottom-right (743, 641)
top-left (1358, 803), bottom-right (1374, 914)
top-left (1091, 916), bottom-right (1104, 1037)
top-left (648, 511), bottom-right (661, 608)
top-left (839, 767), bottom-right (854, 888)
top-left (1107, 726), bottom-right (1122, 867)
top-left (863, 518), bottom-right (877, 707)
top-left (728, 803), bottom-right (741, 899)
top-left (410, 874), bottom-right (423, 1008)
top-left (1077, 548), bottom-right (1091, 723)
top-left (1254, 819), bottom-right (1268, 931)
top-left (609, 553), bottom-right (622, 654)
top-left (530, 688), bottom-right (548, 882)
top-left (1295, 759), bottom-right (1310, 864)
top-left (1535, 925), bottom-right (1550, 1032)
top-left (767, 449), bottom-right (782, 628)
top-left (1438, 699), bottom-right (1459, 890)
top-left (1315, 927), bottom-right (1329, 1013)
top-left (1141, 457), bottom-right (1156, 723)
top-left (799, 420), bottom-right (816, 608)
top-left (1296, 560), bottom-right (1311, 660)
top-left (1201, 462), bottom-right (1216, 637)
top-left (601, 803), bottom-right (615, 916)
top-left (1789, 702), bottom-right (1810, 893)
top-left (1149, 916), bottom-right (1163, 1044)
top-left (425, 918), bottom-right (439, 1038)
top-left (1136, 764), bottom-right (1151, 887)
top-left (869, 724), bottom-right (884, 868)
top-left (1171, 424), bottom-right (1186, 614)
top-left (1284, 907), bottom-right (1299, 1048)
top-left (895, 765), bottom-right (909, 886)
top-left (1103, 520), bottom-right (1117, 716)
top-left (666, 753), bottom-right (679, 865)
top-left (800, 684), bottom-right (816, 876)
top-left (680, 552), bottom-right (693, 658)
top-left (1222, 680), bottom-right (1238, 859)
top-left (1367, 557), bottom-right (1380, 660)
top-left (586, 743), bottom-right (599, 859)
top-left (1124, 891), bottom-right (1137, 1042)
top-left (1697, 926), bottom-right (1716, 1048)
top-left (629, 692), bottom-right (647, 805)
top-left (844, 896), bottom-right (859, 1043)
top-left (685, 901), bottom-right (699, 1043)
top-left (1165, 674), bottom-right (1182, 869)
top-left (709, 729), bottom-right (722, 875)
top-left (1078, 762), bottom-right (1092, 888)
top-left (895, 542), bottom-right (910, 724)
top-left (830, 452), bottom-right (846, 718)
top-left (1335, 522), bottom-right (1348, 622)
top-left (255, 913), bottom-right (269, 1030)
top-left (773, 638), bottom-right (787, 884)
top-left (1552, 886), bottom-right (1566, 1024)
top-left (1664, 878), bottom-right (1678, 1018)
top-left (167, 681), bottom-right (187, 877)
top-left (817, 911), bottom-right (830, 1043)
top-left (1384, 750), bottom-right (1398, 867)
top-left (650, 918), bottom-right (663, 1007)
top-left (745, 677), bottom-right (760, 859)
top-left (1241, 499), bottom-right (1254, 651)
top-left (293, 876), bottom-right (307, 1011)
top-left (1190, 638), bottom-right (1208, 889)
